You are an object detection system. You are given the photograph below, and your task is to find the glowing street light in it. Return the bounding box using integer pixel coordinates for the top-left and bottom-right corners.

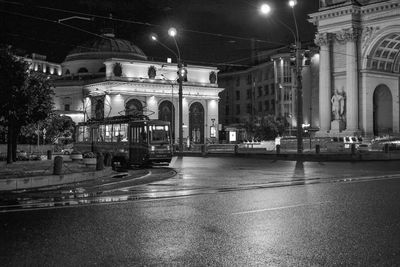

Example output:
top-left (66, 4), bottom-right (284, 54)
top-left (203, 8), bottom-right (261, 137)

top-left (260, 3), bottom-right (271, 15)
top-left (288, 0), bottom-right (297, 7)
top-left (260, 1), bottom-right (303, 153)
top-left (151, 28), bottom-right (185, 154)
top-left (168, 27), bottom-right (177, 37)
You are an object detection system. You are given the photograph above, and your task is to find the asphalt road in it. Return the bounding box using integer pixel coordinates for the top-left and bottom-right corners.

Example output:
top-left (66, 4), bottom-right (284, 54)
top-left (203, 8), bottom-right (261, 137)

top-left (1, 157), bottom-right (400, 266)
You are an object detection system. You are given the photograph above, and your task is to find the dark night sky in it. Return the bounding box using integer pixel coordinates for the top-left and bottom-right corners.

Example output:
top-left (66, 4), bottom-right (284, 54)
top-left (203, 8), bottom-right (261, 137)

top-left (1, 0), bottom-right (320, 67)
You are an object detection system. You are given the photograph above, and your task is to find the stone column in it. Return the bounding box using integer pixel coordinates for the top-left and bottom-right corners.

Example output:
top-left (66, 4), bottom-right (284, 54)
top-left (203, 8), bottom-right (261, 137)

top-left (344, 28), bottom-right (359, 132)
top-left (315, 33), bottom-right (332, 133)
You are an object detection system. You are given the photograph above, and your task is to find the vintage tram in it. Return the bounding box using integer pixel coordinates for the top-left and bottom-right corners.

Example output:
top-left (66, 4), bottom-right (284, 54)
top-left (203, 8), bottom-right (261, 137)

top-left (74, 115), bottom-right (173, 168)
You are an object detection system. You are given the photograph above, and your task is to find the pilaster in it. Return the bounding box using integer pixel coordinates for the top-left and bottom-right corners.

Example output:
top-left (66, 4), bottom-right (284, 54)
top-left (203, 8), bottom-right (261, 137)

top-left (315, 32), bottom-right (332, 135)
top-left (336, 27), bottom-right (360, 133)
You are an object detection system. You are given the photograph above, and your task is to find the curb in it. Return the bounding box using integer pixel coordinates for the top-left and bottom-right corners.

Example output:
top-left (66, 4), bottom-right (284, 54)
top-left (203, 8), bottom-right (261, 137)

top-left (0, 167), bottom-right (114, 192)
top-left (175, 151), bottom-right (400, 161)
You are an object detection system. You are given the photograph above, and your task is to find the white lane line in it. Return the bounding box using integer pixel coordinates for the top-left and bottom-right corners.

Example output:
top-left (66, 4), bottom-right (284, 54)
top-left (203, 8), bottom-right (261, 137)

top-left (169, 156), bottom-right (178, 168)
top-left (231, 201), bottom-right (331, 215)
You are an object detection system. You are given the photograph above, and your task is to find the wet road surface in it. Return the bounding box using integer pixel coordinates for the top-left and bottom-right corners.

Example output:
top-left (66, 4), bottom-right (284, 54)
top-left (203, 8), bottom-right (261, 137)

top-left (1, 171), bottom-right (400, 265)
top-left (1, 157), bottom-right (400, 212)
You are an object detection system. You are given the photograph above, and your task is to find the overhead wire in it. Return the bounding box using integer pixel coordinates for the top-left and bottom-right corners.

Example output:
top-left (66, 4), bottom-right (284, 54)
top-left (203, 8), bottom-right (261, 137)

top-left (1, 1), bottom-right (399, 70)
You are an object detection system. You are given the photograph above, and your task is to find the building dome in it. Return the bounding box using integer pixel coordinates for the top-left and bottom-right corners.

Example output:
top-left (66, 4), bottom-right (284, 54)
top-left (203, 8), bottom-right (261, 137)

top-left (64, 30), bottom-right (147, 62)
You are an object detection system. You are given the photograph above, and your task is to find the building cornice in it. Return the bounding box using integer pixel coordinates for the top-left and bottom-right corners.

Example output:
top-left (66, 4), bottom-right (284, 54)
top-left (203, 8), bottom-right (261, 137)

top-left (309, 0), bottom-right (399, 27)
top-left (84, 80), bottom-right (223, 99)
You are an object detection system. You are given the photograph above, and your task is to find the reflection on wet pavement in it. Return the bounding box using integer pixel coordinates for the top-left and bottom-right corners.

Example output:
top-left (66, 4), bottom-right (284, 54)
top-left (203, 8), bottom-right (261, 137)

top-left (2, 158), bottom-right (400, 212)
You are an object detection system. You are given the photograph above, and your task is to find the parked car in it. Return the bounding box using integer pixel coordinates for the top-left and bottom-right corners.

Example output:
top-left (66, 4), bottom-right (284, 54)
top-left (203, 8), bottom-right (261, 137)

top-left (356, 143), bottom-right (370, 152)
top-left (16, 150), bottom-right (28, 160)
top-left (61, 148), bottom-right (74, 155)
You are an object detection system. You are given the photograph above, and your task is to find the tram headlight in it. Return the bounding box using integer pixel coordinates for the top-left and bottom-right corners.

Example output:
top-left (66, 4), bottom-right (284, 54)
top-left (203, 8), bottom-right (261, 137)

top-left (151, 145), bottom-right (155, 151)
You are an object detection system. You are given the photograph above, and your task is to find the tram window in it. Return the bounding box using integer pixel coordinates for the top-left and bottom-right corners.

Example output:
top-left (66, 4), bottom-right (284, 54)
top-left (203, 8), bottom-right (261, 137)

top-left (99, 125), bottom-right (105, 142)
top-left (149, 125), bottom-right (170, 143)
top-left (120, 124), bottom-right (128, 142)
top-left (131, 126), bottom-right (139, 143)
top-left (92, 127), bottom-right (99, 143)
top-left (104, 125), bottom-right (112, 142)
top-left (140, 127), bottom-right (147, 143)
top-left (78, 126), bottom-right (90, 142)
top-left (113, 123), bottom-right (128, 142)
top-left (77, 126), bottom-right (84, 142)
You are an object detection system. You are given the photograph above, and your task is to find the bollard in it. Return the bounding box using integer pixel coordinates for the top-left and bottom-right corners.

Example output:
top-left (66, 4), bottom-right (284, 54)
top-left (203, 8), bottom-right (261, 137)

top-left (384, 143), bottom-right (389, 153)
top-left (351, 144), bottom-right (356, 155)
top-left (96, 152), bottom-right (104, 171)
top-left (276, 144), bottom-right (280, 155)
top-left (104, 152), bottom-right (112, 167)
top-left (234, 144), bottom-right (238, 155)
top-left (47, 150), bottom-right (52, 160)
top-left (201, 145), bottom-right (207, 156)
top-left (53, 156), bottom-right (63, 175)
top-left (316, 144), bottom-right (320, 154)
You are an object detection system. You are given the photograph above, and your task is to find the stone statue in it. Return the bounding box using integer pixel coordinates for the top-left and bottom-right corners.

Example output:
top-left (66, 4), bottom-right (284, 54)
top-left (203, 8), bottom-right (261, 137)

top-left (331, 89), bottom-right (345, 120)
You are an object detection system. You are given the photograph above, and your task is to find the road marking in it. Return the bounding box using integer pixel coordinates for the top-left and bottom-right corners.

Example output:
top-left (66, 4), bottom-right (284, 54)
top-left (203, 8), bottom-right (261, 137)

top-left (231, 201), bottom-right (331, 215)
top-left (95, 171), bottom-right (152, 188)
top-left (169, 156), bottom-right (178, 168)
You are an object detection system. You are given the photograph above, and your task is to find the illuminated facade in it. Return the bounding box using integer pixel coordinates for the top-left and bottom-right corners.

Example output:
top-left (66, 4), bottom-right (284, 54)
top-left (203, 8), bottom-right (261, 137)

top-left (310, 0), bottom-right (400, 137)
top-left (53, 31), bottom-right (222, 145)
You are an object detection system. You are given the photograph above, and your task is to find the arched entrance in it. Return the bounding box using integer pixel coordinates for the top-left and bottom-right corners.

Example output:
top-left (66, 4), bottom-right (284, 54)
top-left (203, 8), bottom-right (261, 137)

top-left (125, 99), bottom-right (143, 116)
top-left (373, 85), bottom-right (392, 136)
top-left (94, 98), bottom-right (104, 119)
top-left (158, 100), bottom-right (175, 140)
top-left (189, 102), bottom-right (204, 144)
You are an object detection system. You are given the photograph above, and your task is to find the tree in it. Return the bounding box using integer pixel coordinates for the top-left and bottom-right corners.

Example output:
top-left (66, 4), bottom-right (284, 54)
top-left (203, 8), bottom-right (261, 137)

top-left (254, 115), bottom-right (285, 140)
top-left (0, 47), bottom-right (54, 163)
top-left (20, 115), bottom-right (75, 145)
top-left (43, 114), bottom-right (75, 144)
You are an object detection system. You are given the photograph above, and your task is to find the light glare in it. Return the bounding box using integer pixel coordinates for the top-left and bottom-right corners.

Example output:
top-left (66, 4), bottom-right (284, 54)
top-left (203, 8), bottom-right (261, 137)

top-left (260, 4), bottom-right (271, 15)
top-left (168, 27), bottom-right (177, 37)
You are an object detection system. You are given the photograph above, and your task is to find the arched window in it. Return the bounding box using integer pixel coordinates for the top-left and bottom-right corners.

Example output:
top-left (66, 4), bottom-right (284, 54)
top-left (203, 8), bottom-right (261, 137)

top-left (63, 97), bottom-right (72, 111)
top-left (125, 99), bottom-right (143, 116)
top-left (158, 101), bottom-right (175, 140)
top-left (189, 102), bottom-right (204, 144)
top-left (373, 85), bottom-right (393, 136)
top-left (98, 66), bottom-right (106, 73)
top-left (95, 99), bottom-right (104, 119)
top-left (78, 67), bottom-right (88, 73)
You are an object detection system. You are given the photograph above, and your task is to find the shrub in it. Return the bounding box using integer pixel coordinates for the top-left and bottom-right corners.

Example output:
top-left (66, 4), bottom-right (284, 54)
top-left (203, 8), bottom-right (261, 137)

top-left (83, 152), bottom-right (96, 158)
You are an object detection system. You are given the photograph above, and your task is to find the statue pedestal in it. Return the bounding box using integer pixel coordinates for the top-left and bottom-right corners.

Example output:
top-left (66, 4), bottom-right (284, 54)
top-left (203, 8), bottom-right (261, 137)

top-left (331, 120), bottom-right (345, 133)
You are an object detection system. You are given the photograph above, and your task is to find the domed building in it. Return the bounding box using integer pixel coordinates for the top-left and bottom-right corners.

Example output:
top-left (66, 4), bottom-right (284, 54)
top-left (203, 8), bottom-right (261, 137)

top-left (61, 29), bottom-right (147, 76)
top-left (53, 29), bottom-right (222, 146)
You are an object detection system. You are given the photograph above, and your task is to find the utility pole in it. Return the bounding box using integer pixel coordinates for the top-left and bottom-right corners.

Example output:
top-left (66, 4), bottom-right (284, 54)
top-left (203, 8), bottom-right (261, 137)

top-left (178, 61), bottom-right (184, 153)
top-left (295, 41), bottom-right (303, 153)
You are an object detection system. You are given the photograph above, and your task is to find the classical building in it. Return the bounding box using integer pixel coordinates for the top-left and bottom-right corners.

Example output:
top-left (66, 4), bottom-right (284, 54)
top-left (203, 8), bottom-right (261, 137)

top-left (218, 47), bottom-right (319, 141)
top-left (310, 0), bottom-right (400, 137)
top-left (53, 30), bottom-right (222, 145)
top-left (218, 59), bottom-right (276, 141)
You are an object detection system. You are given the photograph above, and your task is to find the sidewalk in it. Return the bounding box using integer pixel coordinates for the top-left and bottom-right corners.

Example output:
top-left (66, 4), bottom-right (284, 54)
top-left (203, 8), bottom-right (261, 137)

top-left (178, 147), bottom-right (400, 161)
top-left (0, 157), bottom-right (115, 192)
top-left (2, 149), bottom-right (400, 192)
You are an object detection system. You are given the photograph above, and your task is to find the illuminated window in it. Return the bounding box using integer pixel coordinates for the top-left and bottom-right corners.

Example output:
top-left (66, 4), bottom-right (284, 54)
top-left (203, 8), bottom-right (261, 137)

top-left (63, 97), bottom-right (72, 111)
top-left (78, 67), bottom-right (88, 73)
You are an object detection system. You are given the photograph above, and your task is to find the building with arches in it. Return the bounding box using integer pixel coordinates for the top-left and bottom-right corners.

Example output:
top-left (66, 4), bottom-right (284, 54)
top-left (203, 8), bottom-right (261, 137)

top-left (53, 29), bottom-right (222, 146)
top-left (309, 0), bottom-right (400, 137)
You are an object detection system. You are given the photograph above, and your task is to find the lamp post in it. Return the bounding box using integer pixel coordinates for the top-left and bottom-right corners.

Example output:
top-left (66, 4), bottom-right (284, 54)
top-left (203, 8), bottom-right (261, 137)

top-left (151, 29), bottom-right (186, 154)
top-left (260, 1), bottom-right (303, 153)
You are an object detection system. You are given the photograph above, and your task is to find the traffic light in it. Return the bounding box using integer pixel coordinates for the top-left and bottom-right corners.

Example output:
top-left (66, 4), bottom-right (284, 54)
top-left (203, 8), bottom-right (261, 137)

top-left (177, 65), bottom-right (187, 82)
top-left (289, 44), bottom-right (296, 67)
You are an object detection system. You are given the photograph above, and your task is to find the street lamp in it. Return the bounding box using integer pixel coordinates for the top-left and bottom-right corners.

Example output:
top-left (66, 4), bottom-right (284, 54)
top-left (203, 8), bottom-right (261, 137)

top-left (260, 1), bottom-right (303, 153)
top-left (151, 29), bottom-right (186, 154)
